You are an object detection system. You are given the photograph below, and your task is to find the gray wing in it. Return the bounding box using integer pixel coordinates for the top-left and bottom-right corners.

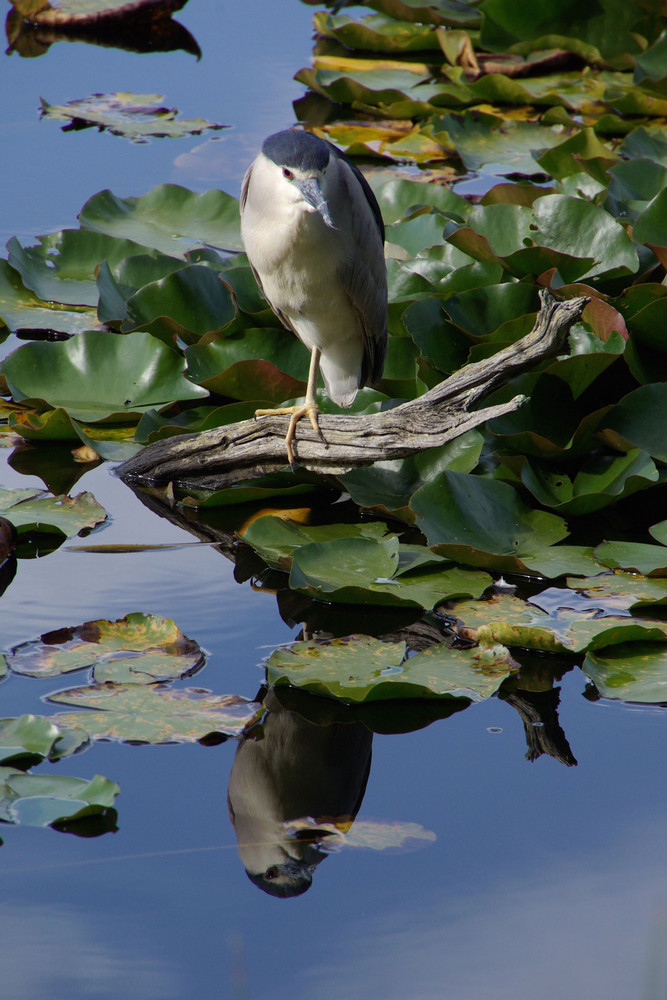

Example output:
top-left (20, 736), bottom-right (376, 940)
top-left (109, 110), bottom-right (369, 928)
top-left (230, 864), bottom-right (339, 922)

top-left (333, 151), bottom-right (388, 387)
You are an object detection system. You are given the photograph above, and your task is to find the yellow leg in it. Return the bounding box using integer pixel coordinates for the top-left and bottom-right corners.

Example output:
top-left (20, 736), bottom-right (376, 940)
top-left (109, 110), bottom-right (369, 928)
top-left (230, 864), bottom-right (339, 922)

top-left (255, 348), bottom-right (326, 465)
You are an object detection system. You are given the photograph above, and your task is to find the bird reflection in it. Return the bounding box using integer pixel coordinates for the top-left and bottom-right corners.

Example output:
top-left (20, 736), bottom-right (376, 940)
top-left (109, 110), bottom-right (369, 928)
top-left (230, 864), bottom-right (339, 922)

top-left (227, 688), bottom-right (372, 898)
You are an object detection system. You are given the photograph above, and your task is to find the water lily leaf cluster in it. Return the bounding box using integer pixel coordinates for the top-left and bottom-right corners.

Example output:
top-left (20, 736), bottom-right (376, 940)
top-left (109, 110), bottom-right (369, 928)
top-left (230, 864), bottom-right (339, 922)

top-left (2, 612), bottom-right (262, 745)
top-left (0, 767), bottom-right (120, 829)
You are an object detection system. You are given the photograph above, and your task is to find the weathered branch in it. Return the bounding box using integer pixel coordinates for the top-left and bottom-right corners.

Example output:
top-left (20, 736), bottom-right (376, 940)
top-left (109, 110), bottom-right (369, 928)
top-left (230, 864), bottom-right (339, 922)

top-left (118, 290), bottom-right (587, 490)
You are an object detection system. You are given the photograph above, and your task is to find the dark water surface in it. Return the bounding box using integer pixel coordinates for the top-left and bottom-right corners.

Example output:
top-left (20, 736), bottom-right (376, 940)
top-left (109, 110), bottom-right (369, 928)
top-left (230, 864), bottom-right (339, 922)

top-left (2, 4), bottom-right (667, 998)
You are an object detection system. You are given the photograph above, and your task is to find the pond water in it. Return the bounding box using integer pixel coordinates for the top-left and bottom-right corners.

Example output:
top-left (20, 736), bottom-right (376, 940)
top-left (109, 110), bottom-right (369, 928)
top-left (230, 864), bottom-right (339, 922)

top-left (2, 4), bottom-right (667, 999)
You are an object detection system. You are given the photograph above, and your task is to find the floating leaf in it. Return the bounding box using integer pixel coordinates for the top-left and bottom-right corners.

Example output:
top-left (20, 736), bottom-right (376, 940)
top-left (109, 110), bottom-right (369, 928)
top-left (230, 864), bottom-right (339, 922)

top-left (7, 230), bottom-right (155, 307)
top-left (6, 613), bottom-right (203, 682)
top-left (79, 184), bottom-right (243, 256)
top-left (2, 330), bottom-right (208, 421)
top-left (289, 536), bottom-right (490, 609)
top-left (41, 93), bottom-right (224, 143)
top-left (0, 488), bottom-right (107, 537)
top-left (583, 643), bottom-right (667, 703)
top-left (266, 634), bottom-right (517, 702)
top-left (411, 471), bottom-right (569, 575)
top-left (48, 685), bottom-right (262, 743)
top-left (0, 260), bottom-right (99, 334)
top-left (0, 715), bottom-right (62, 765)
top-left (0, 767), bottom-right (119, 827)
top-left (446, 592), bottom-right (667, 653)
top-left (594, 540), bottom-right (667, 576)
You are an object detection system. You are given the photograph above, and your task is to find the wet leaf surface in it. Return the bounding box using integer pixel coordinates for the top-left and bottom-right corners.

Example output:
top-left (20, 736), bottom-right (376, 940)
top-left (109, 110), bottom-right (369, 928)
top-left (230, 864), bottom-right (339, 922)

top-left (0, 488), bottom-right (107, 537)
top-left (6, 612), bottom-right (204, 681)
top-left (48, 685), bottom-right (262, 743)
top-left (266, 634), bottom-right (518, 702)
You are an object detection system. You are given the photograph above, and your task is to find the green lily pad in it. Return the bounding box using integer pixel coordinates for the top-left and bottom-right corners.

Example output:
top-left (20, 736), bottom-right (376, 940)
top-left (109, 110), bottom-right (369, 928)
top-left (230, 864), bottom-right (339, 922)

top-left (241, 517), bottom-right (392, 572)
top-left (117, 264), bottom-right (238, 343)
top-left (649, 520), bottom-right (667, 546)
top-left (594, 540), bottom-right (667, 576)
top-left (13, 0), bottom-right (186, 23)
top-left (41, 93), bottom-right (224, 143)
top-left (0, 767), bottom-right (119, 827)
top-left (2, 330), bottom-right (208, 421)
top-left (6, 613), bottom-right (204, 682)
top-left (519, 449), bottom-right (658, 516)
top-left (340, 430), bottom-right (484, 514)
top-left (0, 715), bottom-right (89, 766)
top-left (0, 488), bottom-right (107, 537)
top-left (242, 517), bottom-right (491, 608)
top-left (0, 260), bottom-right (100, 334)
top-left (266, 634), bottom-right (517, 702)
top-left (582, 643), bottom-right (667, 703)
top-left (48, 684), bottom-right (262, 743)
top-left (411, 471), bottom-right (569, 575)
top-left (289, 536), bottom-right (491, 609)
top-left (185, 328), bottom-right (311, 400)
top-left (79, 184), bottom-right (243, 256)
top-left (7, 230), bottom-right (155, 307)
top-left (373, 178), bottom-right (470, 225)
top-left (600, 384), bottom-right (667, 462)
top-left (0, 715), bottom-right (60, 765)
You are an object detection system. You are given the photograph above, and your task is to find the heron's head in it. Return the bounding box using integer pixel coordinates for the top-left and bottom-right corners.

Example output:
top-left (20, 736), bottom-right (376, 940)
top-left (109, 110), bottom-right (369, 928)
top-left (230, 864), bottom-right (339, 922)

top-left (260, 129), bottom-right (336, 229)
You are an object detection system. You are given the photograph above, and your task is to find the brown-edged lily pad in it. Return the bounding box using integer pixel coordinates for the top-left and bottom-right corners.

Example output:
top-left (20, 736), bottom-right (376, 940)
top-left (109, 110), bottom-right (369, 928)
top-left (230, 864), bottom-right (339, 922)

top-left (6, 612), bottom-right (204, 682)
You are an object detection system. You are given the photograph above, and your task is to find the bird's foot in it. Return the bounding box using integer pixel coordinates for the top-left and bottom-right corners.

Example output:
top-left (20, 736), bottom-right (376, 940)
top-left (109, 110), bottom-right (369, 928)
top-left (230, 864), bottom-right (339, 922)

top-left (255, 403), bottom-right (327, 467)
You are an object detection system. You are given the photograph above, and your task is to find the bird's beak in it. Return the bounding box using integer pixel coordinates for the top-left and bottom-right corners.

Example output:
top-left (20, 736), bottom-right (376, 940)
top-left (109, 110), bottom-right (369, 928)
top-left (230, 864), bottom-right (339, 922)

top-left (297, 178), bottom-right (335, 229)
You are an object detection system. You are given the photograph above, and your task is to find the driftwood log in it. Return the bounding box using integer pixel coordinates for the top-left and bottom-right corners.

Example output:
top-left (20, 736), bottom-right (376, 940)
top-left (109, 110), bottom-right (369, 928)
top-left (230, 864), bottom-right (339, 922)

top-left (118, 290), bottom-right (588, 490)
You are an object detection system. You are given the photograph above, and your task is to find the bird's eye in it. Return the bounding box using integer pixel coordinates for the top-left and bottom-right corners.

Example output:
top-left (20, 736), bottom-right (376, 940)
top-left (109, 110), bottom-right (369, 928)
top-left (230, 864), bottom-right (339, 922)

top-left (282, 168), bottom-right (294, 180)
top-left (265, 866), bottom-right (279, 880)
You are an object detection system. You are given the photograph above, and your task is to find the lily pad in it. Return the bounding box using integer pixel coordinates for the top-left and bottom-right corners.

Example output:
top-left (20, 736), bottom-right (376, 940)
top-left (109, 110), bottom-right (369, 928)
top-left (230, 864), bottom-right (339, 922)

top-left (0, 767), bottom-right (119, 827)
top-left (2, 330), bottom-right (209, 421)
top-left (48, 684), bottom-right (262, 743)
top-left (594, 540), bottom-right (667, 576)
top-left (0, 260), bottom-right (100, 334)
top-left (411, 471), bottom-right (569, 574)
top-left (41, 93), bottom-right (224, 143)
top-left (446, 592), bottom-right (667, 653)
top-left (582, 643), bottom-right (667, 703)
top-left (0, 715), bottom-right (89, 766)
top-left (79, 184), bottom-right (243, 256)
top-left (266, 634), bottom-right (518, 702)
top-left (0, 488), bottom-right (107, 537)
top-left (6, 613), bottom-right (204, 682)
top-left (7, 230), bottom-right (155, 307)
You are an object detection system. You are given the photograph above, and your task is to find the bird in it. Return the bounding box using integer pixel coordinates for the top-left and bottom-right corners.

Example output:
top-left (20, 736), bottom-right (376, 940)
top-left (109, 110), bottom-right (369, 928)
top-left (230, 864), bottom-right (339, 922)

top-left (240, 129), bottom-right (388, 466)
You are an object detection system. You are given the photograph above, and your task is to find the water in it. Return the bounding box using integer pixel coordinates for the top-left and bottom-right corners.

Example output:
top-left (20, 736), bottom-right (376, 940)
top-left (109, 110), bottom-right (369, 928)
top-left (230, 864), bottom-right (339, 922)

top-left (2, 4), bottom-right (667, 998)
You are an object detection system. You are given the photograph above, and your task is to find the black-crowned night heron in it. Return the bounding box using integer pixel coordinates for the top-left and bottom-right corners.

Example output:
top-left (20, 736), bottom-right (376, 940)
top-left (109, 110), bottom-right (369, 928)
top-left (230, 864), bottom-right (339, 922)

top-left (240, 129), bottom-right (388, 466)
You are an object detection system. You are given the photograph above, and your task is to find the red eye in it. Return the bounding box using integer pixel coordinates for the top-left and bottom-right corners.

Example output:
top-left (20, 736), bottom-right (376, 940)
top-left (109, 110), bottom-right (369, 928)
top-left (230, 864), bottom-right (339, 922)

top-left (282, 168), bottom-right (293, 179)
